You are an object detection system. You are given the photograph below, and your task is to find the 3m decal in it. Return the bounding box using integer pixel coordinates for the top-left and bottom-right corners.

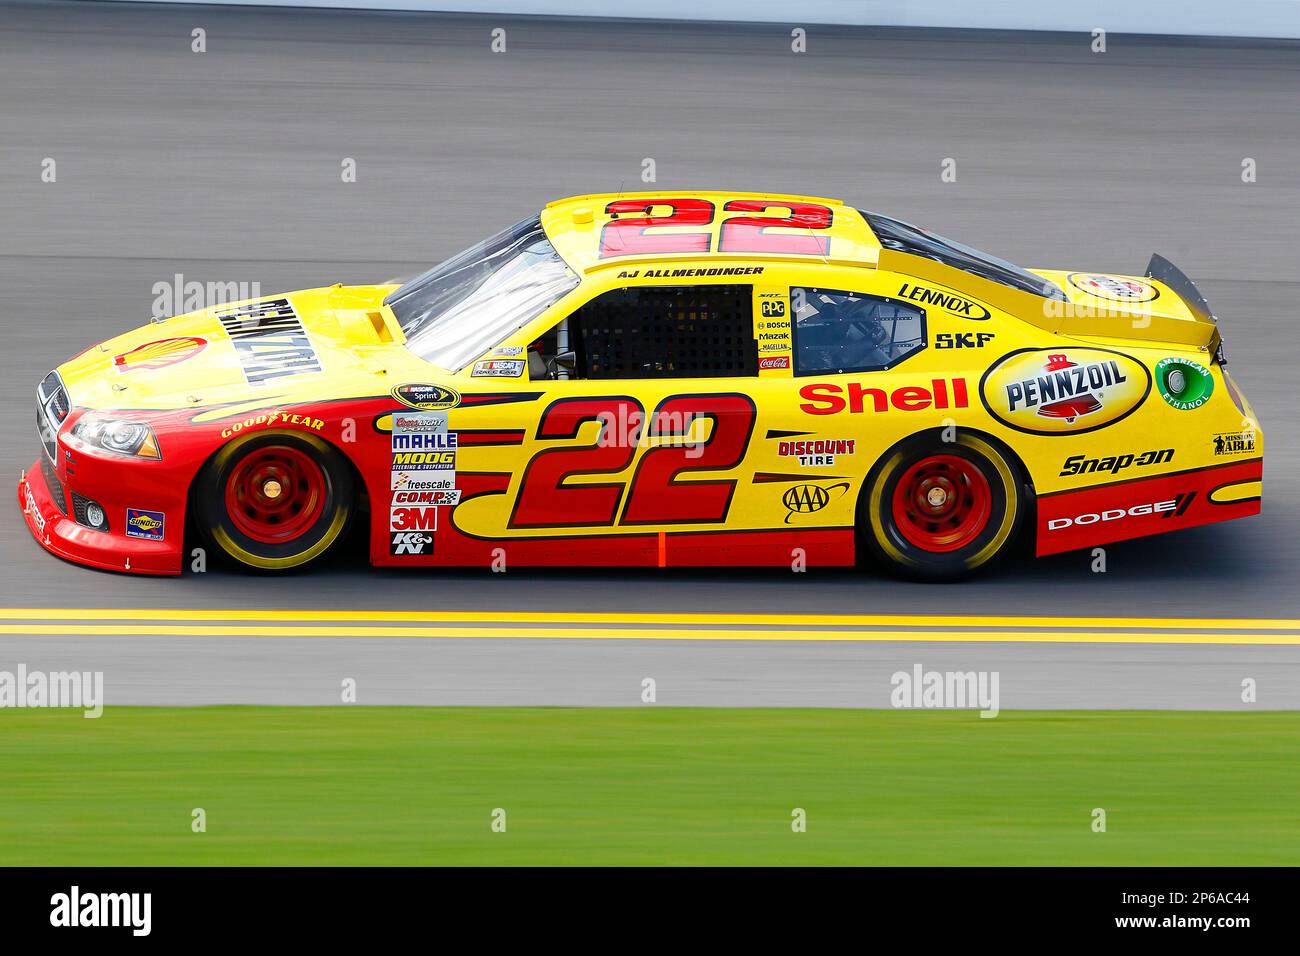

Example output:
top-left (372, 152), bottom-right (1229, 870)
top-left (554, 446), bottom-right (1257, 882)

top-left (215, 298), bottom-right (322, 385)
top-left (1067, 273), bottom-right (1158, 303)
top-left (125, 508), bottom-right (165, 541)
top-left (1155, 357), bottom-right (1214, 411)
top-left (114, 337), bottom-right (207, 373)
top-left (897, 284), bottom-right (991, 320)
top-left (799, 379), bottom-right (968, 416)
top-left (392, 383), bottom-right (460, 411)
top-left (390, 506), bottom-right (437, 532)
top-left (979, 349), bottom-right (1150, 435)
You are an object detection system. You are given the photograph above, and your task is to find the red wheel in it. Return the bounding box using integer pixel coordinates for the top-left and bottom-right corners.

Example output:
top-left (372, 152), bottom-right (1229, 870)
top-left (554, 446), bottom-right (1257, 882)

top-left (225, 444), bottom-right (328, 544)
top-left (890, 455), bottom-right (993, 553)
top-left (194, 431), bottom-right (354, 573)
top-left (862, 432), bottom-right (1027, 580)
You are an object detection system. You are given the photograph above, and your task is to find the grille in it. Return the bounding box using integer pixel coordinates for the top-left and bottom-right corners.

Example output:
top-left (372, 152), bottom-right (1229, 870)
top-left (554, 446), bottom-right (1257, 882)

top-left (36, 370), bottom-right (69, 462)
top-left (40, 455), bottom-right (67, 515)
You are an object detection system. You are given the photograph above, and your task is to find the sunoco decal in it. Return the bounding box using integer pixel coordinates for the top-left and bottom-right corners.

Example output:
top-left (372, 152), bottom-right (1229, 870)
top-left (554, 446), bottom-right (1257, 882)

top-left (392, 383), bottom-right (460, 411)
top-left (125, 508), bottom-right (165, 541)
top-left (979, 348), bottom-right (1150, 435)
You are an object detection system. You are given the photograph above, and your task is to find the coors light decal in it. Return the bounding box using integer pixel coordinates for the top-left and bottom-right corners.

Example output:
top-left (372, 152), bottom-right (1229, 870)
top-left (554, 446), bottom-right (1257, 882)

top-left (979, 348), bottom-right (1151, 435)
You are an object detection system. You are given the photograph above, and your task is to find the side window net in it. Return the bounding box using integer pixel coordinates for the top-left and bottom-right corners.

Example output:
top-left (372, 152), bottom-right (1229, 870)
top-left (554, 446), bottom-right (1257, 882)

top-left (792, 288), bottom-right (926, 376)
top-left (570, 285), bottom-right (757, 380)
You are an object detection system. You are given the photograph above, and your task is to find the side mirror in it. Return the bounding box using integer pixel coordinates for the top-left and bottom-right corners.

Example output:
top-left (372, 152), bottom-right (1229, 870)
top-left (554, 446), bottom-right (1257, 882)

top-left (553, 350), bottom-right (577, 371)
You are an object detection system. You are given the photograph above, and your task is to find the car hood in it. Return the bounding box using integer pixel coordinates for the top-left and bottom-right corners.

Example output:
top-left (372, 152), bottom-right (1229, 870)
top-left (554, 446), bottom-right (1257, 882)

top-left (56, 284), bottom-right (438, 413)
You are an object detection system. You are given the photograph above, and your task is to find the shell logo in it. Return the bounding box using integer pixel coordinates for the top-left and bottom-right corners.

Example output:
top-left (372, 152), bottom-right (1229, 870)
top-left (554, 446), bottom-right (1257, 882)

top-left (114, 337), bottom-right (207, 373)
top-left (979, 348), bottom-right (1151, 435)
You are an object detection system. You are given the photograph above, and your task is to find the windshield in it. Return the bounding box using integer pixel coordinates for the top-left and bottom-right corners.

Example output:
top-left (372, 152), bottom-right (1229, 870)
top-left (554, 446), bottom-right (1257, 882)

top-left (386, 217), bottom-right (578, 371)
top-left (861, 211), bottom-right (1065, 300)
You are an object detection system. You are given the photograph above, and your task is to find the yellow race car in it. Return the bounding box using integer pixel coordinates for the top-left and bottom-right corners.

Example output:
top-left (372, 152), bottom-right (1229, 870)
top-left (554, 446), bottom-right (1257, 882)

top-left (21, 191), bottom-right (1262, 579)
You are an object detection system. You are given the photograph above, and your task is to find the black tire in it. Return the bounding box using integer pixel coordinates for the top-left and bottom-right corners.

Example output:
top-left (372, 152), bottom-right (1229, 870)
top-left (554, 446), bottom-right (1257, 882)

top-left (193, 431), bottom-right (355, 573)
top-left (859, 430), bottom-right (1027, 581)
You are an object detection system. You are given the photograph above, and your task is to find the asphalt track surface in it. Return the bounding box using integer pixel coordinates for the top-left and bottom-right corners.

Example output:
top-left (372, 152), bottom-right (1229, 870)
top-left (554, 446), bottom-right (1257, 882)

top-left (1, 2), bottom-right (1298, 706)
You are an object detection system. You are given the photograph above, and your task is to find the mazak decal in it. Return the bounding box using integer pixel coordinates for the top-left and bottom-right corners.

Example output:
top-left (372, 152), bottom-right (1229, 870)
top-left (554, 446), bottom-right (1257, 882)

top-left (1060, 448), bottom-right (1174, 477)
top-left (979, 349), bottom-right (1150, 435)
top-left (778, 439), bottom-right (856, 468)
top-left (1213, 431), bottom-right (1257, 457)
top-left (390, 531), bottom-right (433, 556)
top-left (215, 298), bottom-right (322, 385)
top-left (799, 379), bottom-right (968, 416)
top-left (392, 383), bottom-right (460, 411)
top-left (390, 506), bottom-right (437, 532)
top-left (1155, 357), bottom-right (1214, 411)
top-left (935, 332), bottom-right (995, 349)
top-left (124, 508), bottom-right (165, 541)
top-left (114, 337), bottom-right (206, 373)
top-left (472, 359), bottom-right (525, 378)
top-left (782, 482), bottom-right (850, 523)
top-left (1066, 273), bottom-right (1158, 303)
top-left (897, 284), bottom-right (991, 320)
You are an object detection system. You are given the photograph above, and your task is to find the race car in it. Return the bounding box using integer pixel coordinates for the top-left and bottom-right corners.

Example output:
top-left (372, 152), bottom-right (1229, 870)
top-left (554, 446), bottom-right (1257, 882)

top-left (20, 191), bottom-right (1262, 579)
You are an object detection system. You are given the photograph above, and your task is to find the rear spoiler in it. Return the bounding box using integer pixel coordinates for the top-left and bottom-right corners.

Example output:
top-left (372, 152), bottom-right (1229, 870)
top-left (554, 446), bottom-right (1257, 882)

top-left (1144, 254), bottom-right (1224, 361)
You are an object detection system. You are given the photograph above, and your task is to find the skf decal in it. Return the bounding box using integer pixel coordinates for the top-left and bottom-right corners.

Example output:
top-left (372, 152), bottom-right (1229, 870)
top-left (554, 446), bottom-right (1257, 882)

top-left (782, 482), bottom-right (849, 523)
top-left (390, 531), bottom-right (433, 556)
top-left (1060, 448), bottom-right (1173, 477)
top-left (124, 507), bottom-right (165, 541)
top-left (219, 411), bottom-right (324, 439)
top-left (472, 359), bottom-right (525, 378)
top-left (215, 298), bottom-right (322, 385)
top-left (114, 337), bottom-right (206, 373)
top-left (897, 284), bottom-right (991, 320)
top-left (979, 349), bottom-right (1149, 435)
top-left (1067, 273), bottom-right (1158, 303)
top-left (392, 383), bottom-right (460, 411)
top-left (935, 332), bottom-right (995, 349)
top-left (778, 439), bottom-right (856, 468)
top-left (799, 379), bottom-right (968, 416)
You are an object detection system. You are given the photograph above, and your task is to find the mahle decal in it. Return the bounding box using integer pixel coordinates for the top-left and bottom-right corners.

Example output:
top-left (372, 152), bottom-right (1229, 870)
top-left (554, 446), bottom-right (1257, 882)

top-left (980, 349), bottom-right (1150, 435)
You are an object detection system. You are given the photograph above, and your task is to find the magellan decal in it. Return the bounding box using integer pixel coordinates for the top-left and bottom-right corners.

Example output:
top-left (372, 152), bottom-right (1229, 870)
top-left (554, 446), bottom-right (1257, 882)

top-left (114, 337), bottom-right (207, 373)
top-left (897, 283), bottom-right (991, 320)
top-left (1066, 273), bottom-right (1158, 303)
top-left (392, 383), bottom-right (460, 411)
top-left (980, 349), bottom-right (1150, 435)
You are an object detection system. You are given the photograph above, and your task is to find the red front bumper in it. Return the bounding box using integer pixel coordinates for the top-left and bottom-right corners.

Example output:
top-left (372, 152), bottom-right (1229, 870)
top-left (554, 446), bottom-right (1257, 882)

top-left (18, 458), bottom-right (180, 576)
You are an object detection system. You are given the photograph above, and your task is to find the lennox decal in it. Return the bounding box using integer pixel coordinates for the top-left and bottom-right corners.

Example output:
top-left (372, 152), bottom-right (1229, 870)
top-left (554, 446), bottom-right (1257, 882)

top-left (897, 283), bottom-right (991, 320)
top-left (979, 349), bottom-right (1150, 435)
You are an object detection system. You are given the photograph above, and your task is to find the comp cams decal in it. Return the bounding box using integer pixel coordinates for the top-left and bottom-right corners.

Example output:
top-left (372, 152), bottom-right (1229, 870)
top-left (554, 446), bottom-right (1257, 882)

top-left (979, 349), bottom-right (1150, 435)
top-left (215, 298), bottom-right (322, 385)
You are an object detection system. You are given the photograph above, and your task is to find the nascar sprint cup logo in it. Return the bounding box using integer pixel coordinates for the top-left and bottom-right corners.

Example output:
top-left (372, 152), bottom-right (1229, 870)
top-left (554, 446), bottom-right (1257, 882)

top-left (980, 348), bottom-right (1150, 435)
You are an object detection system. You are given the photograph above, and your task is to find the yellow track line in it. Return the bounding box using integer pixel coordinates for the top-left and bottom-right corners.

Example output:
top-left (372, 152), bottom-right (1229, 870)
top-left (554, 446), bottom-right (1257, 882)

top-left (1, 623), bottom-right (1299, 644)
top-left (1, 608), bottom-right (1299, 631)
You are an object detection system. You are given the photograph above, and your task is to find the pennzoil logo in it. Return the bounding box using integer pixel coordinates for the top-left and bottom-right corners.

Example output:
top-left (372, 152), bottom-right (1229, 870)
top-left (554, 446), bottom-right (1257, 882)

top-left (980, 348), bottom-right (1150, 435)
top-left (1066, 273), bottom-right (1158, 303)
top-left (392, 383), bottom-right (460, 411)
top-left (782, 482), bottom-right (849, 524)
top-left (114, 337), bottom-right (207, 373)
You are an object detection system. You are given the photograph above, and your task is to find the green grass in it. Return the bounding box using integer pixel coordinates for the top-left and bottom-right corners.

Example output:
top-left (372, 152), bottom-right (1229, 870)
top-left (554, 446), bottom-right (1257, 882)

top-left (0, 707), bottom-right (1296, 865)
